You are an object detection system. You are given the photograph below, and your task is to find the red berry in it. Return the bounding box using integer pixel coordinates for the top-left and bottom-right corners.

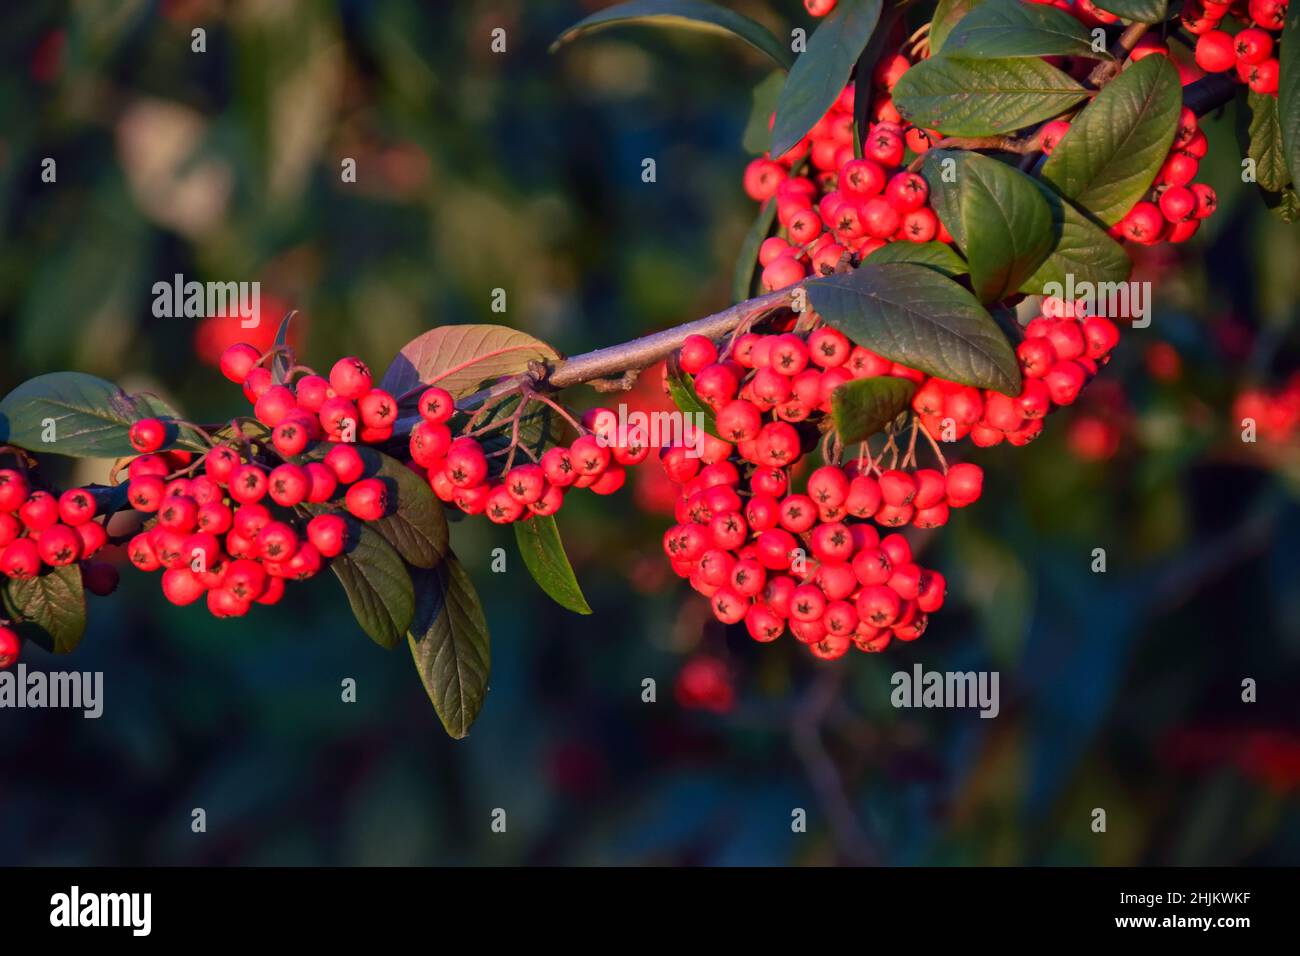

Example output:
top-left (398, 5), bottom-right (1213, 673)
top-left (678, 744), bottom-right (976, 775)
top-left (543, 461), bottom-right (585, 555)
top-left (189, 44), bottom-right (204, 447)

top-left (295, 375), bottom-right (332, 412)
top-left (307, 513), bottom-right (350, 557)
top-left (19, 491), bottom-right (59, 531)
top-left (258, 521), bottom-right (300, 562)
top-left (1195, 31), bottom-right (1236, 72)
top-left (35, 524), bottom-right (80, 566)
top-left (0, 628), bottom-right (21, 670)
top-left (305, 462), bottom-right (339, 503)
top-left (57, 488), bottom-right (96, 526)
top-left (945, 462), bottom-right (984, 507)
top-left (207, 588), bottom-right (252, 619)
top-left (228, 465), bottom-right (268, 505)
top-left (162, 567), bottom-right (205, 606)
top-left (324, 443), bottom-right (366, 484)
top-left (418, 386), bottom-right (456, 424)
top-left (268, 464), bottom-right (310, 507)
top-left (329, 357), bottom-right (373, 400)
top-left (129, 418), bottom-right (167, 453)
top-left (345, 477), bottom-right (388, 521)
top-left (219, 343), bottom-right (261, 384)
top-left (358, 388), bottom-right (397, 429)
top-left (82, 561), bottom-right (120, 597)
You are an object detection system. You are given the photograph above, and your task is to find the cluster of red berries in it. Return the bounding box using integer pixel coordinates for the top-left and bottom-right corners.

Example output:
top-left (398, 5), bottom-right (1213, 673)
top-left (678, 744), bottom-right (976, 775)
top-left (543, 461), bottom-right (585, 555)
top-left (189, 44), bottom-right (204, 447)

top-left (1100, 107), bottom-right (1217, 246)
top-left (108, 344), bottom-right (413, 619)
top-left (742, 55), bottom-right (947, 292)
top-left (915, 299), bottom-right (1123, 448)
top-left (0, 468), bottom-right (121, 669)
top-left (220, 343), bottom-right (398, 452)
top-left (414, 393), bottom-right (635, 524)
top-left (1234, 373), bottom-right (1300, 442)
top-left (656, 325), bottom-right (991, 657)
top-left (1188, 0), bottom-right (1288, 95)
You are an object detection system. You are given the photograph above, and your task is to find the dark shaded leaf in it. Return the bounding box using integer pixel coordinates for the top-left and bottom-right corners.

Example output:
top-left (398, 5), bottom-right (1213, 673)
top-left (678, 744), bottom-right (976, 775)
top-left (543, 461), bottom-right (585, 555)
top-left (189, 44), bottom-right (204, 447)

top-left (830, 376), bottom-right (916, 443)
top-left (929, 0), bottom-right (987, 54)
top-left (550, 0), bottom-right (794, 70)
top-left (2, 566), bottom-right (86, 654)
top-left (807, 262), bottom-right (1021, 393)
top-left (331, 524), bottom-right (415, 649)
top-left (864, 240), bottom-right (969, 278)
top-left (664, 354), bottom-right (721, 438)
top-left (742, 71), bottom-right (786, 154)
top-left (732, 199), bottom-right (778, 302)
top-left (1248, 90), bottom-right (1292, 194)
top-left (1091, 0), bottom-right (1169, 24)
top-left (922, 150), bottom-right (1054, 302)
top-left (943, 0), bottom-right (1108, 60)
top-left (1282, 2), bottom-right (1300, 189)
top-left (408, 555), bottom-right (491, 739)
top-left (1019, 179), bottom-right (1133, 293)
top-left (770, 0), bottom-right (883, 156)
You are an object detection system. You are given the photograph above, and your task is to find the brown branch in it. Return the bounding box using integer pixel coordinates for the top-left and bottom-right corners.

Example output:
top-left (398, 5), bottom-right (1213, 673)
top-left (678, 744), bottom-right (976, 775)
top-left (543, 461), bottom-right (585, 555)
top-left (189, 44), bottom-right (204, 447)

top-left (393, 284), bottom-right (800, 437)
top-left (1087, 21), bottom-right (1150, 88)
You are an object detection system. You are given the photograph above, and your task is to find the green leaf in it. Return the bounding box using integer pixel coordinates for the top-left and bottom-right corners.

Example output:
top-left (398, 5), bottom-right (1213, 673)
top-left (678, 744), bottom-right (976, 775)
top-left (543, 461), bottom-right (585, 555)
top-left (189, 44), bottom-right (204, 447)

top-left (2, 566), bottom-right (86, 654)
top-left (331, 523), bottom-right (415, 650)
top-left (1091, 0), bottom-right (1169, 24)
top-left (1247, 91), bottom-right (1291, 194)
top-left (1019, 179), bottom-right (1133, 294)
top-left (770, 0), bottom-right (883, 156)
top-left (1267, 187), bottom-right (1300, 223)
top-left (892, 54), bottom-right (1088, 136)
top-left (807, 262), bottom-right (1021, 394)
top-left (732, 199), bottom-right (778, 302)
top-left (408, 555), bottom-right (491, 739)
top-left (930, 0), bottom-right (987, 54)
top-left (664, 354), bottom-right (721, 438)
top-left (922, 150), bottom-right (1054, 302)
top-left (0, 372), bottom-right (206, 458)
top-left (742, 71), bottom-right (786, 155)
top-left (1040, 54), bottom-right (1182, 226)
top-left (943, 0), bottom-right (1108, 61)
top-left (361, 449), bottom-right (448, 569)
top-left (550, 0), bottom-right (793, 70)
top-left (270, 310), bottom-right (296, 385)
top-left (864, 240), bottom-right (969, 278)
top-left (1282, 2), bottom-right (1300, 190)
top-left (380, 324), bottom-right (559, 403)
top-left (514, 515), bottom-right (593, 615)
top-left (830, 376), bottom-right (917, 443)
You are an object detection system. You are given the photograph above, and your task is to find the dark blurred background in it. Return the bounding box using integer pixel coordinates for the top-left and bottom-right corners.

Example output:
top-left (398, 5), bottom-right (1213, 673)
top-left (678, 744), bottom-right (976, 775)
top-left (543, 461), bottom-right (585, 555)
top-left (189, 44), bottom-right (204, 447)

top-left (1, 0), bottom-right (1298, 866)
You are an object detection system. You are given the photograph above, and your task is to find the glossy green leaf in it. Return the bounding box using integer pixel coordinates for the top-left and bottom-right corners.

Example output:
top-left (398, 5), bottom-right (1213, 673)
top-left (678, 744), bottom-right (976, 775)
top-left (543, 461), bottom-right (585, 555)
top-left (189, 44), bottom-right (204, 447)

top-left (1247, 91), bottom-right (1291, 194)
top-left (0, 372), bottom-right (206, 458)
top-left (514, 515), bottom-right (593, 615)
top-left (892, 54), bottom-right (1088, 136)
top-left (922, 150), bottom-right (1054, 302)
top-left (852, 6), bottom-right (902, 154)
top-left (807, 262), bottom-right (1021, 394)
top-left (550, 0), bottom-right (793, 70)
top-left (331, 523), bottom-right (415, 650)
top-left (930, 0), bottom-right (987, 54)
top-left (2, 566), bottom-right (86, 655)
top-left (770, 0), bottom-right (883, 156)
top-left (1040, 54), bottom-right (1182, 226)
top-left (1091, 0), bottom-right (1169, 24)
top-left (408, 555), bottom-right (491, 739)
top-left (1019, 179), bottom-right (1133, 294)
top-left (864, 240), bottom-right (969, 278)
top-left (830, 376), bottom-right (916, 443)
top-left (943, 0), bottom-right (1108, 60)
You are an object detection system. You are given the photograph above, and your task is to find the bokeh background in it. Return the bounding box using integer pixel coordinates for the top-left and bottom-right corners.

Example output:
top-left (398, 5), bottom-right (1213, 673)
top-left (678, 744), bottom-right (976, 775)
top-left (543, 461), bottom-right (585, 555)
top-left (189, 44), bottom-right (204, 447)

top-left (1, 0), bottom-right (1298, 866)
